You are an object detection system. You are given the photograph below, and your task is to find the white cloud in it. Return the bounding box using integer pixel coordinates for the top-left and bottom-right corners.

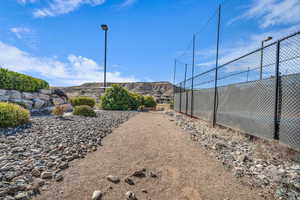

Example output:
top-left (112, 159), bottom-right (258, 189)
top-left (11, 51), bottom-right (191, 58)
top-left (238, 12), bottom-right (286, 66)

top-left (17, 0), bottom-right (37, 4)
top-left (119, 0), bottom-right (137, 8)
top-left (236, 0), bottom-right (300, 28)
top-left (33, 0), bottom-right (106, 18)
top-left (0, 41), bottom-right (138, 86)
top-left (10, 27), bottom-right (31, 39)
top-left (10, 27), bottom-right (39, 50)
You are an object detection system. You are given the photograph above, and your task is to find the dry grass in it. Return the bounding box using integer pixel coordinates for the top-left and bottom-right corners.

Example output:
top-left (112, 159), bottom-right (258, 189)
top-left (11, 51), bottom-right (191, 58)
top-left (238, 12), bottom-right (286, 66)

top-left (156, 104), bottom-right (171, 111)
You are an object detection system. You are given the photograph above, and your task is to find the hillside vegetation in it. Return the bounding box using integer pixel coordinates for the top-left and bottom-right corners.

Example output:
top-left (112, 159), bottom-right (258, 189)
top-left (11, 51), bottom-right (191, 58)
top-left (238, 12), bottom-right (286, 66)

top-left (101, 84), bottom-right (157, 110)
top-left (0, 68), bottom-right (49, 92)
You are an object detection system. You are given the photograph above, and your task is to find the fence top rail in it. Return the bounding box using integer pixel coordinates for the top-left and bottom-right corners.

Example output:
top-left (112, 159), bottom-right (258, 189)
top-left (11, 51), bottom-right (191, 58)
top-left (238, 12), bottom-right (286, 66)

top-left (218, 30), bottom-right (299, 69)
top-left (218, 30), bottom-right (300, 68)
top-left (175, 30), bottom-right (300, 86)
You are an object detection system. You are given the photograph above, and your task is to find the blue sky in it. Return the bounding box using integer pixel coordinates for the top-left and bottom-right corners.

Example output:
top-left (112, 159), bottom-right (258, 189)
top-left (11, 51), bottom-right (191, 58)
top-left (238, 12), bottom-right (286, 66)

top-left (0, 0), bottom-right (299, 86)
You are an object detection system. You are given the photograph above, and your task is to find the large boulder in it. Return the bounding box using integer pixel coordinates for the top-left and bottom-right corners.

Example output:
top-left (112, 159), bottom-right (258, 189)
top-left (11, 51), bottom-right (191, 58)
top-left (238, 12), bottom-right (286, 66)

top-left (22, 92), bottom-right (36, 100)
top-left (52, 89), bottom-right (68, 100)
top-left (0, 89), bottom-right (6, 96)
top-left (11, 99), bottom-right (33, 110)
top-left (0, 90), bottom-right (9, 101)
top-left (38, 94), bottom-right (50, 101)
top-left (39, 89), bottom-right (52, 95)
top-left (62, 104), bottom-right (73, 112)
top-left (9, 90), bottom-right (22, 100)
top-left (33, 99), bottom-right (46, 109)
top-left (52, 97), bottom-right (65, 105)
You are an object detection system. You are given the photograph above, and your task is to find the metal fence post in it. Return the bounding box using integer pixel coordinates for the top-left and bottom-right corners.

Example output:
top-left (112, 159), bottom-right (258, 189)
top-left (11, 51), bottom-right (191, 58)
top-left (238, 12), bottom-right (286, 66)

top-left (179, 82), bottom-right (182, 113)
top-left (184, 64), bottom-right (188, 115)
top-left (274, 41), bottom-right (281, 140)
top-left (212, 4), bottom-right (221, 127)
top-left (173, 59), bottom-right (177, 110)
top-left (191, 34), bottom-right (196, 117)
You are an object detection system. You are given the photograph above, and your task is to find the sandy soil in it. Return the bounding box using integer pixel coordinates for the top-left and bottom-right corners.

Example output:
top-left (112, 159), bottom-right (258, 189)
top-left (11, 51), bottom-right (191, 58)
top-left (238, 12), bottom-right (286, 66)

top-left (34, 112), bottom-right (269, 200)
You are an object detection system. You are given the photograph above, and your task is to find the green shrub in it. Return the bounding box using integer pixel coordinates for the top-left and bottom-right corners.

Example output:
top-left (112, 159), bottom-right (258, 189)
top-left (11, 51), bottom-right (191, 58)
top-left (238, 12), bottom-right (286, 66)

top-left (0, 102), bottom-right (30, 128)
top-left (101, 85), bottom-right (132, 110)
top-left (0, 68), bottom-right (49, 92)
top-left (128, 92), bottom-right (144, 110)
top-left (144, 96), bottom-right (157, 108)
top-left (12, 101), bottom-right (28, 109)
top-left (70, 96), bottom-right (96, 108)
top-left (73, 105), bottom-right (96, 117)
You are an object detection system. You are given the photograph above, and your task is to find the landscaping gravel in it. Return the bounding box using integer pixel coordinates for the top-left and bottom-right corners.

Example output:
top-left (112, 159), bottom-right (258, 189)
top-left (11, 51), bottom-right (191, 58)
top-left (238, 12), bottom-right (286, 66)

top-left (165, 111), bottom-right (300, 200)
top-left (0, 111), bottom-right (135, 200)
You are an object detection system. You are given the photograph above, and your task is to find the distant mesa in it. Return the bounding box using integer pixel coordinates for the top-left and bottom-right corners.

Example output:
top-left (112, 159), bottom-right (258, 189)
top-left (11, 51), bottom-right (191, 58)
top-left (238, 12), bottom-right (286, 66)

top-left (56, 82), bottom-right (174, 104)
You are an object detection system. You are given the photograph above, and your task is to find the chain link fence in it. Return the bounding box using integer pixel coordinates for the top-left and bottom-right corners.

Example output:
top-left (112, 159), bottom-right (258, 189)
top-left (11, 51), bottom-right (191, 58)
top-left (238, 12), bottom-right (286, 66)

top-left (173, 3), bottom-right (300, 151)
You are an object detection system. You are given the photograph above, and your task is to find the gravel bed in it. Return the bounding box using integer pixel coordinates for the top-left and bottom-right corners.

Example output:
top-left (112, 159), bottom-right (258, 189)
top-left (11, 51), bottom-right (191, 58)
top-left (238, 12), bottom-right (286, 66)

top-left (165, 111), bottom-right (300, 200)
top-left (0, 111), bottom-right (136, 200)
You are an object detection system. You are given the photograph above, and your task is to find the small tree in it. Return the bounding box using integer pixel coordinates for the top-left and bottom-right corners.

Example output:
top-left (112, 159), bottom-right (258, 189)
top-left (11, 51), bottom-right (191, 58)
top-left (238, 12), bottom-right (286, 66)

top-left (144, 96), bottom-right (157, 108)
top-left (101, 85), bottom-right (132, 110)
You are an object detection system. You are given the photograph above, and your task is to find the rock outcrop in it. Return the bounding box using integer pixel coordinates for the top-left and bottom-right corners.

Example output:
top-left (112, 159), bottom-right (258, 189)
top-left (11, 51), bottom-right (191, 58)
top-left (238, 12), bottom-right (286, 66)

top-left (0, 89), bottom-right (68, 114)
top-left (56, 82), bottom-right (174, 104)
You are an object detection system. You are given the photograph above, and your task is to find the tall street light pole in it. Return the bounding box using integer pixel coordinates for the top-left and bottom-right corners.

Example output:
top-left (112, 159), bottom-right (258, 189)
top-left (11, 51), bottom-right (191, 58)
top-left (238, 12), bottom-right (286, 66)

top-left (260, 36), bottom-right (272, 80)
top-left (101, 24), bottom-right (109, 91)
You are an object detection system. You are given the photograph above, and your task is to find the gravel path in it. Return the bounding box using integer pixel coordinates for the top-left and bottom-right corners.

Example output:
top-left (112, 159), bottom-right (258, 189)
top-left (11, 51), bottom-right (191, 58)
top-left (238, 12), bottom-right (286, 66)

top-left (33, 112), bottom-right (269, 200)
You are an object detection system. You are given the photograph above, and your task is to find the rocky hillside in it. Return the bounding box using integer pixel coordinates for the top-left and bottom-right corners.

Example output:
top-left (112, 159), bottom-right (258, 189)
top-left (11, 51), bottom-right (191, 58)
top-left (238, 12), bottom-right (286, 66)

top-left (57, 82), bottom-right (174, 103)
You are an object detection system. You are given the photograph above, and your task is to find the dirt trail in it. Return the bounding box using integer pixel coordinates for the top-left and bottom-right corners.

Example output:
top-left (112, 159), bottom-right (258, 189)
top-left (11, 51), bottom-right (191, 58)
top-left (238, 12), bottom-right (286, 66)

top-left (34, 112), bottom-right (268, 200)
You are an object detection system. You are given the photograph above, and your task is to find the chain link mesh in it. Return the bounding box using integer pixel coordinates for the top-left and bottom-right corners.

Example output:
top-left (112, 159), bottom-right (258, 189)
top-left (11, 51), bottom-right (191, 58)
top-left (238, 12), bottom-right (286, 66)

top-left (174, 31), bottom-right (300, 151)
top-left (278, 33), bottom-right (300, 150)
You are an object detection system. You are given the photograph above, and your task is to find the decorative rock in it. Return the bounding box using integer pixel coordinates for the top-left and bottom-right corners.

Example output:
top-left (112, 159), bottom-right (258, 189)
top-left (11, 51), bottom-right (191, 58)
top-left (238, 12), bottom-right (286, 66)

top-left (166, 111), bottom-right (300, 200)
top-left (150, 172), bottom-right (158, 178)
top-left (10, 99), bottom-right (33, 109)
top-left (22, 92), bottom-right (35, 100)
top-left (52, 97), bottom-right (65, 105)
top-left (124, 177), bottom-right (135, 185)
top-left (132, 169), bottom-right (146, 178)
top-left (292, 153), bottom-right (300, 163)
top-left (62, 104), bottom-right (73, 112)
top-left (106, 175), bottom-right (120, 184)
top-left (58, 162), bottom-right (69, 170)
top-left (14, 192), bottom-right (29, 200)
top-left (39, 89), bottom-right (52, 95)
top-left (33, 99), bottom-right (45, 109)
top-left (92, 190), bottom-right (103, 200)
top-left (141, 189), bottom-right (148, 193)
top-left (237, 155), bottom-right (250, 163)
top-left (41, 171), bottom-right (53, 179)
top-left (0, 95), bottom-right (9, 101)
top-left (125, 191), bottom-right (137, 200)
top-left (35, 178), bottom-right (45, 186)
top-left (11, 147), bottom-right (25, 153)
top-left (0, 112), bottom-right (135, 199)
top-left (0, 89), bottom-right (6, 96)
top-left (38, 94), bottom-right (50, 101)
top-left (55, 174), bottom-right (63, 182)
top-left (31, 168), bottom-right (41, 177)
top-left (22, 100), bottom-right (34, 109)
top-left (27, 182), bottom-right (40, 195)
top-left (9, 90), bottom-right (22, 99)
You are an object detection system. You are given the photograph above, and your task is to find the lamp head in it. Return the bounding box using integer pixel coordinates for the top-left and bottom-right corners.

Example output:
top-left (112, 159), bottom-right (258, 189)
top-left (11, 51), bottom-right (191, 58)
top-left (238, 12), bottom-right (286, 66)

top-left (101, 24), bottom-right (108, 31)
top-left (264, 36), bottom-right (272, 42)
